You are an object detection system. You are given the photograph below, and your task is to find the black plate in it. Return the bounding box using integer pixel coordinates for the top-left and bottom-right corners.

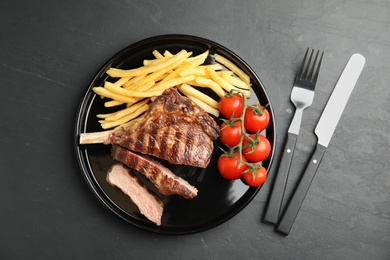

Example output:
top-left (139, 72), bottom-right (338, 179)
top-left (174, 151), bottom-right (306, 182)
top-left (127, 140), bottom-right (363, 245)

top-left (75, 34), bottom-right (276, 235)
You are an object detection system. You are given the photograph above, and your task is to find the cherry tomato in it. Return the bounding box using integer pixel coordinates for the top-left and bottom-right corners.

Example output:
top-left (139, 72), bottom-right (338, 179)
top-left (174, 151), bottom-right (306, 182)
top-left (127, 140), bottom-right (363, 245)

top-left (242, 166), bottom-right (267, 187)
top-left (242, 134), bottom-right (271, 162)
top-left (219, 94), bottom-right (244, 118)
top-left (217, 152), bottom-right (248, 180)
top-left (244, 105), bottom-right (270, 132)
top-left (219, 120), bottom-right (244, 147)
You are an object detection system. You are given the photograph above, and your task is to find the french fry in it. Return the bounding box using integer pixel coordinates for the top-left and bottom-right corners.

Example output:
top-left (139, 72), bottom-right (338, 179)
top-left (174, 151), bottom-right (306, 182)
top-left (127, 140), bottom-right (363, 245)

top-left (184, 50), bottom-right (209, 66)
top-left (104, 100), bottom-right (124, 107)
top-left (214, 53), bottom-right (250, 84)
top-left (113, 77), bottom-right (131, 87)
top-left (129, 80), bottom-right (155, 92)
top-left (217, 70), bottom-right (234, 77)
top-left (153, 73), bottom-right (171, 82)
top-left (104, 98), bottom-right (143, 108)
top-left (100, 104), bottom-right (149, 129)
top-left (92, 86), bottom-right (136, 104)
top-left (178, 83), bottom-right (219, 109)
top-left (179, 67), bottom-right (207, 77)
top-left (113, 113), bottom-right (145, 131)
top-left (205, 66), bottom-right (235, 92)
top-left (152, 50), bottom-right (164, 59)
top-left (143, 55), bottom-right (170, 66)
top-left (221, 73), bottom-right (251, 90)
top-left (124, 52), bottom-right (192, 90)
top-left (96, 112), bottom-right (114, 119)
top-left (205, 66), bottom-right (251, 97)
top-left (179, 64), bottom-right (223, 77)
top-left (107, 49), bottom-right (191, 77)
top-left (160, 63), bottom-right (193, 82)
top-left (160, 50), bottom-right (210, 82)
top-left (99, 99), bottom-right (149, 122)
top-left (185, 94), bottom-right (219, 118)
top-left (122, 74), bottom-right (147, 88)
top-left (163, 50), bottom-right (173, 57)
top-left (207, 64), bottom-right (223, 70)
top-left (104, 81), bottom-right (163, 98)
top-left (104, 81), bottom-right (155, 98)
top-left (194, 76), bottom-right (226, 98)
top-left (151, 75), bottom-right (195, 92)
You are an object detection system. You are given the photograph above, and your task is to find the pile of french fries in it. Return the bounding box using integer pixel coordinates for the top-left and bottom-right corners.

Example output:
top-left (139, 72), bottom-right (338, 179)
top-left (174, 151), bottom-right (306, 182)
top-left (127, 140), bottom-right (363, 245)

top-left (93, 49), bottom-right (252, 129)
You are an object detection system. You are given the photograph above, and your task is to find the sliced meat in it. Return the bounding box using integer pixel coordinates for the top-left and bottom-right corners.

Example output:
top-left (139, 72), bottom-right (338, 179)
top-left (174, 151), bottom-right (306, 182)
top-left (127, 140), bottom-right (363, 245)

top-left (111, 144), bottom-right (198, 199)
top-left (106, 164), bottom-right (163, 226)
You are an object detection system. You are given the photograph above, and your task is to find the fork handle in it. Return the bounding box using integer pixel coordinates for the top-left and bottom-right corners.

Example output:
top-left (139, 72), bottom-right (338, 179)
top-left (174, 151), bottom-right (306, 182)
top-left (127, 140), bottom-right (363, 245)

top-left (275, 143), bottom-right (326, 235)
top-left (262, 133), bottom-right (298, 225)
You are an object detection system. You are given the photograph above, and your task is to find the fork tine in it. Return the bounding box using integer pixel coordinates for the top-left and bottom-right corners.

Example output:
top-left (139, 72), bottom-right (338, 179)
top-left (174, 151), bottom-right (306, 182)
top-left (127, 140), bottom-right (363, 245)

top-left (302, 49), bottom-right (315, 80)
top-left (307, 50), bottom-right (319, 80)
top-left (311, 51), bottom-right (324, 83)
top-left (296, 48), bottom-right (310, 80)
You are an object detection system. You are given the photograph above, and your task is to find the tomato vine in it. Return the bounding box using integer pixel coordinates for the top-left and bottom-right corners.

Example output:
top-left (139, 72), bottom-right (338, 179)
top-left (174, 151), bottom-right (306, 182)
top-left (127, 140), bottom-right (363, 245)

top-left (217, 89), bottom-right (271, 186)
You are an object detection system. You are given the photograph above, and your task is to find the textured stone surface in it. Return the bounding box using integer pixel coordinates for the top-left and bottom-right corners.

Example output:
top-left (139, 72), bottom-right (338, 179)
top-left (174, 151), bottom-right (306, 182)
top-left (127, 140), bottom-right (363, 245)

top-left (0, 0), bottom-right (389, 259)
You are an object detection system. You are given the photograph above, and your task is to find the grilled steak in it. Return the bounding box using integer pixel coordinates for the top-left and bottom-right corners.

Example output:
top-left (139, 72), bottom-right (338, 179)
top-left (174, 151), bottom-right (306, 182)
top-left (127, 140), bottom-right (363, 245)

top-left (112, 144), bottom-right (198, 199)
top-left (80, 87), bottom-right (219, 168)
top-left (112, 88), bottom-right (219, 168)
top-left (106, 163), bottom-right (164, 226)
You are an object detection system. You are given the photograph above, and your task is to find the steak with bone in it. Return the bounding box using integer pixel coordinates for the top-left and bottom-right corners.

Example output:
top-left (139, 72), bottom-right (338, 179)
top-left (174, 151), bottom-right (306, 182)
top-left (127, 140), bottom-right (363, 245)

top-left (106, 163), bottom-right (164, 225)
top-left (79, 87), bottom-right (219, 168)
top-left (111, 144), bottom-right (198, 199)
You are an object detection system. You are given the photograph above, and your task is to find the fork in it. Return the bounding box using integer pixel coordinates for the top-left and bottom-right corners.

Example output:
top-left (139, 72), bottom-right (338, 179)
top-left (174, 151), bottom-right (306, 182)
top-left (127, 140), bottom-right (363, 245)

top-left (262, 48), bottom-right (324, 225)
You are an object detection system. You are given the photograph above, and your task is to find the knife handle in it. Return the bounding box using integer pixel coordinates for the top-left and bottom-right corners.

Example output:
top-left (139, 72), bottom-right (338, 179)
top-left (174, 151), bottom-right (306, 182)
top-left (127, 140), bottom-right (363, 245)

top-left (275, 143), bottom-right (326, 235)
top-left (262, 133), bottom-right (298, 225)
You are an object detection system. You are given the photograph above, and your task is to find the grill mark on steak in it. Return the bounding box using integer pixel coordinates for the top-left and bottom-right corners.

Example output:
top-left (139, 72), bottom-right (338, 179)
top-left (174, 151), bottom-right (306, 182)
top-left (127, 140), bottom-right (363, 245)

top-left (147, 123), bottom-right (159, 155)
top-left (112, 144), bottom-right (198, 199)
top-left (183, 130), bottom-right (193, 165)
top-left (134, 132), bottom-right (144, 152)
top-left (171, 130), bottom-right (183, 160)
top-left (159, 130), bottom-right (169, 160)
top-left (106, 163), bottom-right (163, 226)
top-left (193, 131), bottom-right (207, 167)
top-left (141, 159), bottom-right (152, 177)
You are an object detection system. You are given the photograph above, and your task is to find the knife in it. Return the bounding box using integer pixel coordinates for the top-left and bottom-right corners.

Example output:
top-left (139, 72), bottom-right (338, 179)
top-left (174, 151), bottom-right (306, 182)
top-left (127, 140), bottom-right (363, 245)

top-left (275, 53), bottom-right (366, 235)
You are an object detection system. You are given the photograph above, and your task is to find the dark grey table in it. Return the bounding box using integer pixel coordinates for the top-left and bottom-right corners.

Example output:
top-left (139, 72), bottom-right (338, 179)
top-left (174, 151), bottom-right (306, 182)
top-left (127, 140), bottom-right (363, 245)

top-left (1, 1), bottom-right (389, 259)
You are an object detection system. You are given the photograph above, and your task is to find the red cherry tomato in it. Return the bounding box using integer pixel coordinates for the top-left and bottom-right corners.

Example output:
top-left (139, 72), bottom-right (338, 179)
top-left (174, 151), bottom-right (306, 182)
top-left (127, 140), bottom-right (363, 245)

top-left (244, 105), bottom-right (270, 132)
top-left (242, 166), bottom-right (267, 187)
top-left (242, 134), bottom-right (271, 162)
top-left (219, 94), bottom-right (244, 118)
top-left (217, 152), bottom-right (248, 180)
top-left (219, 120), bottom-right (244, 147)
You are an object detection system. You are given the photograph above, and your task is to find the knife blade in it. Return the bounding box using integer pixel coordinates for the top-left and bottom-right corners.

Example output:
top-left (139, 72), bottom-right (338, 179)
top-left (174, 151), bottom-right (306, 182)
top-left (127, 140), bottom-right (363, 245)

top-left (275, 53), bottom-right (366, 235)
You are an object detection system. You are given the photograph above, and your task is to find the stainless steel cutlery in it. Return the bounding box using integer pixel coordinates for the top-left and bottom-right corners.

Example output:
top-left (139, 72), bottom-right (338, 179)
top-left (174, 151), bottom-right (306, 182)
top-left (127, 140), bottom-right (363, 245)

top-left (263, 50), bottom-right (365, 235)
